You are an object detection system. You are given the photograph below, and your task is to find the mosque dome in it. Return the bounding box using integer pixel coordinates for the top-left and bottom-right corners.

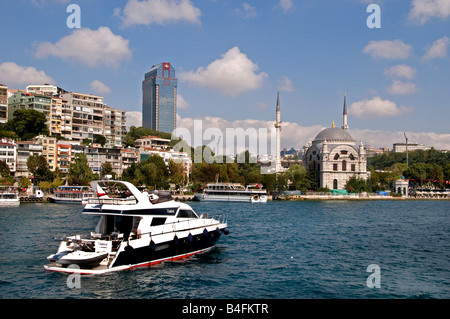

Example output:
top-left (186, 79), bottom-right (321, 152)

top-left (313, 127), bottom-right (355, 143)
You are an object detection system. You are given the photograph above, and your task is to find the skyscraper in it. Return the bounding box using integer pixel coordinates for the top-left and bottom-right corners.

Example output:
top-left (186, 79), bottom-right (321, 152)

top-left (142, 62), bottom-right (178, 134)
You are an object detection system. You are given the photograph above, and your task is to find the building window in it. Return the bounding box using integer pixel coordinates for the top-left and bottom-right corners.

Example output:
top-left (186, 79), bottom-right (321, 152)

top-left (351, 164), bottom-right (356, 172)
top-left (334, 153), bottom-right (339, 160)
top-left (333, 163), bottom-right (338, 171)
top-left (333, 179), bottom-right (338, 189)
top-left (342, 160), bottom-right (347, 171)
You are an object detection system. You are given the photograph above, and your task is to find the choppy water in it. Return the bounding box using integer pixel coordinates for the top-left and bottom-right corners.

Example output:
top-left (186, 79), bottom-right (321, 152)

top-left (0, 200), bottom-right (449, 299)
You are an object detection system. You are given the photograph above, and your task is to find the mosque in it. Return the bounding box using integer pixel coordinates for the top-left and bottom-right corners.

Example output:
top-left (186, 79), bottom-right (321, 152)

top-left (302, 93), bottom-right (368, 190)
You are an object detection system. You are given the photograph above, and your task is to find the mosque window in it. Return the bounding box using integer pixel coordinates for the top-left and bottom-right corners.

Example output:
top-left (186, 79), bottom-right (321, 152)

top-left (342, 160), bottom-right (347, 171)
top-left (334, 153), bottom-right (339, 160)
top-left (333, 164), bottom-right (338, 171)
top-left (340, 150), bottom-right (348, 155)
top-left (349, 154), bottom-right (355, 160)
top-left (351, 164), bottom-right (356, 172)
top-left (333, 179), bottom-right (338, 189)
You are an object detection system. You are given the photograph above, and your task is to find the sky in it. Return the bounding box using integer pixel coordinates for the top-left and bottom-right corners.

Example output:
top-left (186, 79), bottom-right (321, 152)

top-left (1, 0), bottom-right (449, 153)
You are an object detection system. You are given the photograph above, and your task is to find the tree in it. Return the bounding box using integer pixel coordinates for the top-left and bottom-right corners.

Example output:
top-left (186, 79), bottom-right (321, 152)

top-left (5, 109), bottom-right (49, 140)
top-left (68, 153), bottom-right (92, 185)
top-left (283, 164), bottom-right (310, 191)
top-left (101, 162), bottom-right (114, 178)
top-left (169, 159), bottom-right (186, 191)
top-left (27, 155), bottom-right (53, 185)
top-left (345, 176), bottom-right (368, 193)
top-left (94, 134), bottom-right (106, 147)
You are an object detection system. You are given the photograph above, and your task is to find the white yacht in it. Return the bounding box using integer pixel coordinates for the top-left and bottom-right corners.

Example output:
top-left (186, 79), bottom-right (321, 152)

top-left (0, 187), bottom-right (20, 207)
top-left (48, 186), bottom-right (96, 204)
top-left (194, 183), bottom-right (267, 203)
top-left (44, 180), bottom-right (229, 275)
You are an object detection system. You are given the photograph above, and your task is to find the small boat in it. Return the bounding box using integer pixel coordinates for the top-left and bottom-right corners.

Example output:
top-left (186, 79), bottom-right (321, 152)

top-left (44, 180), bottom-right (229, 275)
top-left (48, 186), bottom-right (96, 204)
top-left (0, 187), bottom-right (20, 207)
top-left (194, 183), bottom-right (267, 203)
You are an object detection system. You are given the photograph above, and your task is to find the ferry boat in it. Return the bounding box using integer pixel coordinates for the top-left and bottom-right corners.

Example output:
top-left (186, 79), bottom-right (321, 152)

top-left (0, 187), bottom-right (20, 207)
top-left (194, 183), bottom-right (267, 203)
top-left (44, 180), bottom-right (229, 275)
top-left (48, 185), bottom-right (96, 204)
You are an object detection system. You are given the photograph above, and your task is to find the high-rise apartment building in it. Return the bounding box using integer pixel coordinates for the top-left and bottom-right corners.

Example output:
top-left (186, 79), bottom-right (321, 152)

top-left (61, 92), bottom-right (104, 143)
top-left (142, 62), bottom-right (177, 133)
top-left (103, 106), bottom-right (127, 148)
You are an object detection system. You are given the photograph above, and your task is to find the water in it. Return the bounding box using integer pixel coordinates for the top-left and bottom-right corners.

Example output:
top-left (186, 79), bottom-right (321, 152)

top-left (0, 200), bottom-right (449, 299)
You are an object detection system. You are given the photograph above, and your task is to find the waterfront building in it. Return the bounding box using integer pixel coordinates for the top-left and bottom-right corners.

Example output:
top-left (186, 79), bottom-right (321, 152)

top-left (0, 139), bottom-right (17, 173)
top-left (15, 140), bottom-right (42, 178)
top-left (121, 148), bottom-right (139, 173)
top-left (37, 136), bottom-right (57, 171)
top-left (56, 140), bottom-right (72, 176)
top-left (303, 94), bottom-right (368, 190)
top-left (103, 106), bottom-right (127, 148)
top-left (50, 96), bottom-right (64, 137)
top-left (0, 84), bottom-right (8, 124)
top-left (135, 135), bottom-right (171, 151)
top-left (142, 62), bottom-right (177, 133)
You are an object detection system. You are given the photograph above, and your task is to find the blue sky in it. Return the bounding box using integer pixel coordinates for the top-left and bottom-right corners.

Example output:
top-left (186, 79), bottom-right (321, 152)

top-left (1, 0), bottom-right (449, 150)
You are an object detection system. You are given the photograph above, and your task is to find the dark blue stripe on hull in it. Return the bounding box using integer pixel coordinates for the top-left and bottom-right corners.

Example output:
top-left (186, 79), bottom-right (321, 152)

top-left (112, 232), bottom-right (221, 268)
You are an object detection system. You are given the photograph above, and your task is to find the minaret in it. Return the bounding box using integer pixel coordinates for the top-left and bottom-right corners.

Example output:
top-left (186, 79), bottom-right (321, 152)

top-left (342, 92), bottom-right (349, 131)
top-left (274, 89), bottom-right (282, 173)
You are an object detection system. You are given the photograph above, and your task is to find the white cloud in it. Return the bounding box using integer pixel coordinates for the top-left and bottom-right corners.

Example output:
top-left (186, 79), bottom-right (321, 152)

top-left (387, 80), bottom-right (418, 95)
top-left (179, 46), bottom-right (268, 97)
top-left (349, 97), bottom-right (413, 119)
top-left (35, 27), bottom-right (132, 68)
top-left (278, 76), bottom-right (294, 92)
top-left (0, 62), bottom-right (55, 87)
top-left (409, 0), bottom-right (450, 24)
top-left (125, 111), bottom-right (142, 129)
top-left (363, 39), bottom-right (413, 59)
top-left (90, 80), bottom-right (111, 95)
top-left (127, 112), bottom-right (450, 151)
top-left (384, 65), bottom-right (417, 79)
top-left (423, 36), bottom-right (450, 60)
top-left (278, 0), bottom-right (294, 12)
top-left (118, 0), bottom-right (201, 26)
top-left (177, 94), bottom-right (190, 109)
top-left (235, 3), bottom-right (257, 19)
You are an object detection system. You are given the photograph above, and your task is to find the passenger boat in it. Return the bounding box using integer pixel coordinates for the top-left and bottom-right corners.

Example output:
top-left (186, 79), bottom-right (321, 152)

top-left (48, 185), bottom-right (96, 204)
top-left (0, 187), bottom-right (20, 207)
top-left (44, 180), bottom-right (229, 275)
top-left (194, 183), bottom-right (267, 203)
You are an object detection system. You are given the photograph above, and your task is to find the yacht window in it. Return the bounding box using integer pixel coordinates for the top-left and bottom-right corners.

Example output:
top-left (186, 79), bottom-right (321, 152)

top-left (151, 217), bottom-right (166, 226)
top-left (177, 209), bottom-right (197, 218)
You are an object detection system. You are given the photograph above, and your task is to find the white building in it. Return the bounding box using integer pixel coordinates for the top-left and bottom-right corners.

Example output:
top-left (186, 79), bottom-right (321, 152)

top-left (303, 94), bottom-right (368, 190)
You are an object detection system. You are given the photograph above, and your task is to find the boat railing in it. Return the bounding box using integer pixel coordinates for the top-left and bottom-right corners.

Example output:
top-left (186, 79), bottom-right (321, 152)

top-left (87, 197), bottom-right (138, 205)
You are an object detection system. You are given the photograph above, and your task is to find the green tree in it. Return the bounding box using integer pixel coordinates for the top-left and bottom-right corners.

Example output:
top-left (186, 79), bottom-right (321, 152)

top-left (134, 155), bottom-right (168, 188)
top-left (283, 164), bottom-right (310, 191)
top-left (94, 134), bottom-right (107, 147)
top-left (169, 159), bottom-right (186, 191)
top-left (345, 175), bottom-right (368, 193)
top-left (68, 153), bottom-right (92, 185)
top-left (100, 161), bottom-right (114, 178)
top-left (27, 155), bottom-right (53, 185)
top-left (5, 109), bottom-right (49, 140)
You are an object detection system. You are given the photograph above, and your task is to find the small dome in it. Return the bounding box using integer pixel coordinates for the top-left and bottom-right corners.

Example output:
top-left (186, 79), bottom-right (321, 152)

top-left (314, 127), bottom-right (354, 142)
